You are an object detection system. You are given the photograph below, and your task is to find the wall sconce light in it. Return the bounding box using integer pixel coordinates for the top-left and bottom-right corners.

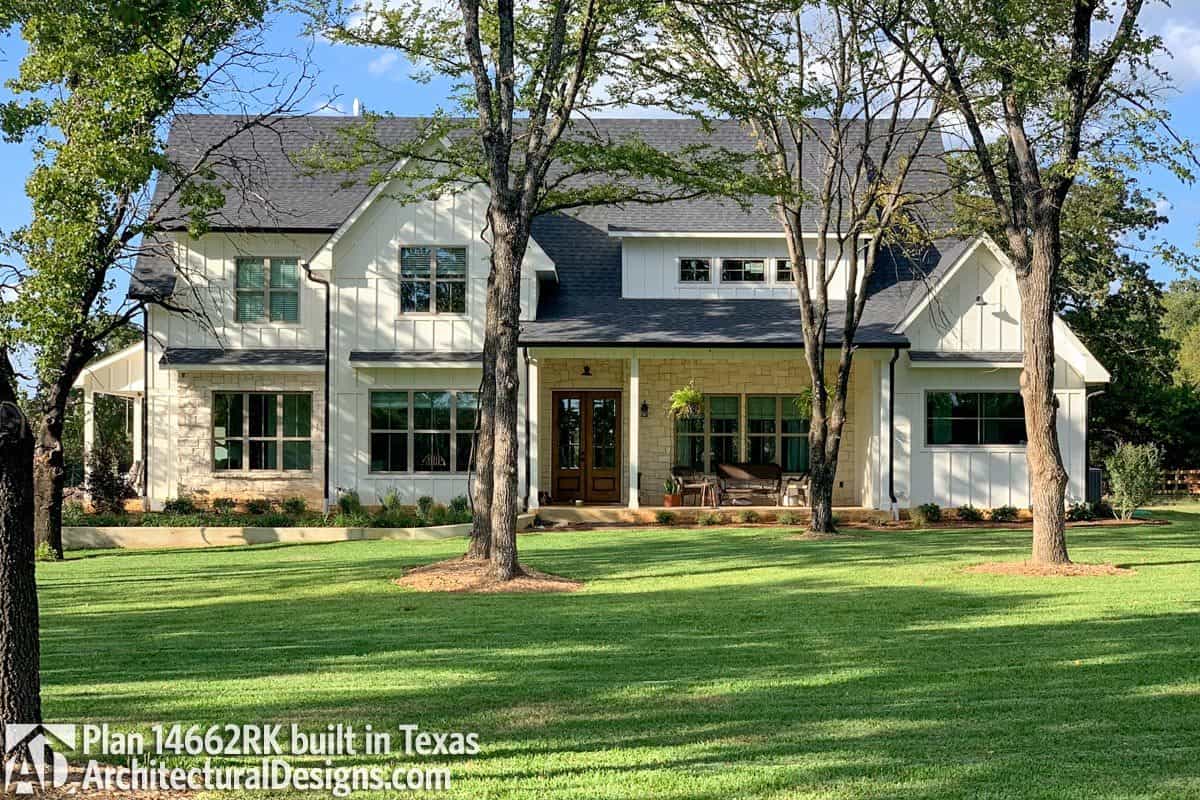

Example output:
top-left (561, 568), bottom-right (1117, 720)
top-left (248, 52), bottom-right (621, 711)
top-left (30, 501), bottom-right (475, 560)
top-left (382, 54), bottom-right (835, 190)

top-left (640, 401), bottom-right (649, 418)
top-left (974, 295), bottom-right (988, 307)
top-left (581, 365), bottom-right (592, 377)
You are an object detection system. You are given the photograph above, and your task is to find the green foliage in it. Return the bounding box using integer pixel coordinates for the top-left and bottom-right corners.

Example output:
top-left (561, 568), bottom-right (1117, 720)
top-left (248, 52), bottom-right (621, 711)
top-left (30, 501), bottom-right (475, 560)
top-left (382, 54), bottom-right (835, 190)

top-left (791, 389), bottom-right (813, 419)
top-left (34, 541), bottom-right (58, 562)
top-left (1105, 442), bottom-right (1163, 520)
top-left (162, 495), bottom-right (197, 515)
top-left (417, 496), bottom-right (435, 520)
top-left (735, 509), bottom-right (760, 524)
top-left (1066, 502), bottom-right (1095, 522)
top-left (696, 511), bottom-right (724, 526)
top-left (380, 488), bottom-right (405, 514)
top-left (663, 479), bottom-right (676, 495)
top-left (449, 495), bottom-right (470, 515)
top-left (86, 439), bottom-right (135, 514)
top-left (667, 382), bottom-right (704, 419)
top-left (911, 503), bottom-right (941, 528)
top-left (244, 499), bottom-right (272, 515)
top-left (281, 497), bottom-right (308, 516)
top-left (654, 510), bottom-right (676, 525)
top-left (956, 505), bottom-right (983, 523)
top-left (337, 490), bottom-right (363, 516)
top-left (330, 512), bottom-right (372, 528)
top-left (210, 497), bottom-right (237, 514)
top-left (1164, 279), bottom-right (1200, 387)
top-left (250, 513), bottom-right (292, 528)
top-left (62, 501), bottom-right (86, 526)
top-left (776, 511), bottom-right (802, 525)
top-left (988, 506), bottom-right (1020, 524)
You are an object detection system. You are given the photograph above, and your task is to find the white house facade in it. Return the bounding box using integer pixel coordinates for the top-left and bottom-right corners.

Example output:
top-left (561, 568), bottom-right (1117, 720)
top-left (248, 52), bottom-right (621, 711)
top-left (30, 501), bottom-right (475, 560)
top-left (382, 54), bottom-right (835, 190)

top-left (83, 115), bottom-right (1109, 514)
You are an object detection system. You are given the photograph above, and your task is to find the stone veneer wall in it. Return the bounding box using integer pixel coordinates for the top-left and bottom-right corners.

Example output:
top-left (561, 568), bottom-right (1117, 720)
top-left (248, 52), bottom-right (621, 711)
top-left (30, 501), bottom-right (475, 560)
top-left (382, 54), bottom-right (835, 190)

top-left (537, 355), bottom-right (861, 507)
top-left (171, 371), bottom-right (325, 505)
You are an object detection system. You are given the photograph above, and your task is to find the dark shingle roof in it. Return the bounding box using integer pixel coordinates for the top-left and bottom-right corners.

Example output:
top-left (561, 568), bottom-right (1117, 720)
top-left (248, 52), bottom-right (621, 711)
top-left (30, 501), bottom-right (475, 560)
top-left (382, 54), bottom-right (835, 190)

top-left (160, 348), bottom-right (325, 367)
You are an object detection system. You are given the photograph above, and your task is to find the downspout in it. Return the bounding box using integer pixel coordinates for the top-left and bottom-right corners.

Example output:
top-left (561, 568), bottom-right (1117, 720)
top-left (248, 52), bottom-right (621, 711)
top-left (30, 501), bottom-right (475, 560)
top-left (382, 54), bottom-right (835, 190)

top-left (523, 349), bottom-right (531, 511)
top-left (302, 261), bottom-right (332, 513)
top-left (888, 347), bottom-right (900, 520)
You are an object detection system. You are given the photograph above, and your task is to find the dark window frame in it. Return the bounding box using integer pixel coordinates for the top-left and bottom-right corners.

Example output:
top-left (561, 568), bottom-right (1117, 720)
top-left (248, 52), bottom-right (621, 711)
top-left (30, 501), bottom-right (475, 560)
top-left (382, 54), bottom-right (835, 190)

top-left (400, 245), bottom-right (468, 315)
top-left (235, 256), bottom-right (301, 324)
top-left (924, 390), bottom-right (1026, 447)
top-left (747, 395), bottom-right (811, 472)
top-left (674, 394), bottom-right (740, 472)
top-left (368, 390), bottom-right (478, 473)
top-left (212, 391), bottom-right (312, 472)
top-left (719, 257), bottom-right (767, 283)
top-left (678, 257), bottom-right (712, 283)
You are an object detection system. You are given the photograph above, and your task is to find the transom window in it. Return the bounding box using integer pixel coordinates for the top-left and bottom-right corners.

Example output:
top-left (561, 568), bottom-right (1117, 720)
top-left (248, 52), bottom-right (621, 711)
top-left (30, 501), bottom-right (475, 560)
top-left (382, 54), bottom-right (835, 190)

top-left (213, 392), bottom-right (312, 471)
top-left (369, 390), bottom-right (478, 472)
top-left (235, 257), bottom-right (299, 323)
top-left (926, 391), bottom-right (1026, 446)
top-left (720, 258), bottom-right (767, 283)
top-left (747, 395), bottom-right (810, 472)
top-left (401, 246), bottom-right (467, 314)
top-left (679, 257), bottom-right (711, 283)
top-left (674, 395), bottom-right (739, 472)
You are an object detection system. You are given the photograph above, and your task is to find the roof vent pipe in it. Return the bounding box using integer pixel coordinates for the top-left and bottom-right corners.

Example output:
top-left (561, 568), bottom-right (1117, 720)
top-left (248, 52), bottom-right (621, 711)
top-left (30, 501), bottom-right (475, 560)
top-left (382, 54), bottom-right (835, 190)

top-left (352, 97), bottom-right (362, 117)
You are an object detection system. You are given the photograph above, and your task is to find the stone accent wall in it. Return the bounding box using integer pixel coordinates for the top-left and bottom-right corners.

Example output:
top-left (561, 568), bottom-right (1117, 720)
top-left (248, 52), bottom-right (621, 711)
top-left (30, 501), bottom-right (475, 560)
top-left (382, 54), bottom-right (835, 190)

top-left (172, 371), bottom-right (325, 506)
top-left (536, 354), bottom-right (863, 507)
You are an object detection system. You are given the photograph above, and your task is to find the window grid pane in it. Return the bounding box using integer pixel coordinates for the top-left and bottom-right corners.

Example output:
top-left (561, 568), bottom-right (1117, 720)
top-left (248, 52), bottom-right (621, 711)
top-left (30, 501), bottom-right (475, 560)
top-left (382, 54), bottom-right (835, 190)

top-left (720, 258), bottom-right (766, 283)
top-left (679, 258), bottom-right (711, 283)
top-left (212, 392), bottom-right (311, 473)
top-left (370, 390), bottom-right (474, 473)
top-left (926, 391), bottom-right (1025, 446)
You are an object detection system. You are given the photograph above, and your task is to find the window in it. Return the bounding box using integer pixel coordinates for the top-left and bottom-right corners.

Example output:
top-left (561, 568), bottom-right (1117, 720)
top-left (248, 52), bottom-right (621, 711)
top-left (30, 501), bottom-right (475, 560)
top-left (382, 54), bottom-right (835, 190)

top-left (674, 396), bottom-right (739, 471)
top-left (401, 246), bottom-right (467, 314)
top-left (720, 258), bottom-right (766, 283)
top-left (369, 390), bottom-right (478, 472)
top-left (748, 395), bottom-right (810, 472)
top-left (235, 257), bottom-right (299, 323)
top-left (679, 257), bottom-right (711, 283)
top-left (776, 258), bottom-right (795, 282)
top-left (213, 392), bottom-right (312, 471)
top-left (926, 391), bottom-right (1026, 446)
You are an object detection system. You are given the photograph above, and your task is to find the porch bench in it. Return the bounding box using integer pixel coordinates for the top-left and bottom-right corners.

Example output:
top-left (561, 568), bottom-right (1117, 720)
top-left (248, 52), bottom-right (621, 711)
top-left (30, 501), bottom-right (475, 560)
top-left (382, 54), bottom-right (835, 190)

top-left (715, 463), bottom-right (783, 506)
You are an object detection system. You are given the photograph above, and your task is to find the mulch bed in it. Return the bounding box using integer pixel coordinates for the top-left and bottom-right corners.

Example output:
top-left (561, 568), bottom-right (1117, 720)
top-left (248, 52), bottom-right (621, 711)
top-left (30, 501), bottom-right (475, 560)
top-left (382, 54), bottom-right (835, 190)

top-left (393, 557), bottom-right (582, 594)
top-left (19, 765), bottom-right (193, 800)
top-left (964, 561), bottom-right (1136, 577)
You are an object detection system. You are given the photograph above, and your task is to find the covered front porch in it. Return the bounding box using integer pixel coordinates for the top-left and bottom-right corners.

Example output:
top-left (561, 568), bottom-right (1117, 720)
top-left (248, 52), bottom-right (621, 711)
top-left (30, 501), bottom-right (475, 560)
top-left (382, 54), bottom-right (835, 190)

top-left (525, 347), bottom-right (886, 511)
top-left (72, 341), bottom-right (146, 498)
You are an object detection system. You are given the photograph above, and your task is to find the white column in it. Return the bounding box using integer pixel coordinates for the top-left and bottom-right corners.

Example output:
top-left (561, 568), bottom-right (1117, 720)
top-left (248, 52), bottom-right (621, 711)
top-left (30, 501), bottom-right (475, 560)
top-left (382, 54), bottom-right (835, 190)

top-left (132, 394), bottom-right (144, 495)
top-left (527, 355), bottom-right (540, 510)
top-left (628, 352), bottom-right (640, 509)
top-left (82, 387), bottom-right (95, 490)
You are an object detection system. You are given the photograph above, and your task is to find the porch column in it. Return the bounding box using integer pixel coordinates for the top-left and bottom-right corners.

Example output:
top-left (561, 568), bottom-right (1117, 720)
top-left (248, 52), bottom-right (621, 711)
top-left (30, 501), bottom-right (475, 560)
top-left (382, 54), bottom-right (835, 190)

top-left (628, 352), bottom-right (640, 509)
top-left (132, 394), bottom-right (144, 495)
top-left (82, 386), bottom-right (95, 488)
top-left (527, 356), bottom-right (540, 510)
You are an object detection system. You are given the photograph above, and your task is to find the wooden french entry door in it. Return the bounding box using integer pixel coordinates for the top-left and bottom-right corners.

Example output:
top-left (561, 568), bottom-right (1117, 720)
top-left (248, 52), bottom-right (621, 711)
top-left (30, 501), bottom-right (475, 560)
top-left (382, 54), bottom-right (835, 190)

top-left (551, 391), bottom-right (621, 503)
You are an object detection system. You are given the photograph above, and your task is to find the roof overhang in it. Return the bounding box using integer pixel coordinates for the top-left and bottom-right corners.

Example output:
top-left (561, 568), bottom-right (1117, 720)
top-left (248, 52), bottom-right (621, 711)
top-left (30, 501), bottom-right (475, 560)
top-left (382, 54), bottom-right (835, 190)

top-left (73, 342), bottom-right (145, 395)
top-left (606, 228), bottom-right (876, 239)
top-left (159, 348), bottom-right (326, 373)
top-left (160, 363), bottom-right (324, 373)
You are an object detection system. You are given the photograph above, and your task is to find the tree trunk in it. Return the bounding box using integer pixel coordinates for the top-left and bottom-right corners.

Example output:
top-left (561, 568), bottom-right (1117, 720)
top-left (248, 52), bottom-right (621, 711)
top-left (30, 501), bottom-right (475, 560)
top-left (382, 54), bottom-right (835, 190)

top-left (488, 213), bottom-right (528, 582)
top-left (808, 461), bottom-right (836, 533)
top-left (467, 272), bottom-right (500, 561)
top-left (0, 398), bottom-right (43, 747)
top-left (32, 416), bottom-right (65, 561)
top-left (1018, 230), bottom-right (1070, 564)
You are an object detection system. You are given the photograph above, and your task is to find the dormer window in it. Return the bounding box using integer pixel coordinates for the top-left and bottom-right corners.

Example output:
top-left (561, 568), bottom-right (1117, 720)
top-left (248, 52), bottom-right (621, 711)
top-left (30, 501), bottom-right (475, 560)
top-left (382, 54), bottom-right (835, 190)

top-left (401, 246), bottom-right (467, 314)
top-left (679, 257), bottom-right (711, 283)
top-left (235, 257), bottom-right (299, 323)
top-left (720, 258), bottom-right (766, 283)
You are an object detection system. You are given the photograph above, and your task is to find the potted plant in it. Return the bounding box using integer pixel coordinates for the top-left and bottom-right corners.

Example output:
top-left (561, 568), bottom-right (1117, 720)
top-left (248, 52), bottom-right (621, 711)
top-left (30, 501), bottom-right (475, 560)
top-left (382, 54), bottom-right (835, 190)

top-left (668, 381), bottom-right (705, 419)
top-left (663, 479), bottom-right (682, 507)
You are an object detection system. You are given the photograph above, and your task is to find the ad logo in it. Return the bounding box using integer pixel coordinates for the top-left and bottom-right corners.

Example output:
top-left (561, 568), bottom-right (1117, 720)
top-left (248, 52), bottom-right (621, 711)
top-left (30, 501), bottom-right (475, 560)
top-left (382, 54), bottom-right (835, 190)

top-left (3, 724), bottom-right (75, 795)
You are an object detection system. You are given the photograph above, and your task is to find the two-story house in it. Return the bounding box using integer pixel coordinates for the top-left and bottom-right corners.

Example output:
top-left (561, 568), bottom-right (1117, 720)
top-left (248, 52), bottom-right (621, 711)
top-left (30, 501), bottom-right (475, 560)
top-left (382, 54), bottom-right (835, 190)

top-left (79, 115), bottom-right (1108, 513)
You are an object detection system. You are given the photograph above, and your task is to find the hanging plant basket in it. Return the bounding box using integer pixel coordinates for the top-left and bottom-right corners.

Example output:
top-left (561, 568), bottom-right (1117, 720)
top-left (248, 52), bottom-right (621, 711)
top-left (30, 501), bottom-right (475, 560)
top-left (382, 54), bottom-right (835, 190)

top-left (667, 381), bottom-right (705, 419)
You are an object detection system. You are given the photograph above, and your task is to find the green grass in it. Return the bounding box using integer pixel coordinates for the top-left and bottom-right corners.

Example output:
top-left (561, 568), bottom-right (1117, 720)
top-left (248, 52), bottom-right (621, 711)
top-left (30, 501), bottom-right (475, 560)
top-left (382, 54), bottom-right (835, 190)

top-left (38, 512), bottom-right (1200, 799)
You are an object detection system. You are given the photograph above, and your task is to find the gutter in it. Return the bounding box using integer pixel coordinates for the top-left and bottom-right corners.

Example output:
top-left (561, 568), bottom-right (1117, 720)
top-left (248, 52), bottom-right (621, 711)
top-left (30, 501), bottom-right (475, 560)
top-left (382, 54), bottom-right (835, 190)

top-left (302, 261), bottom-right (333, 513)
top-left (888, 347), bottom-right (900, 520)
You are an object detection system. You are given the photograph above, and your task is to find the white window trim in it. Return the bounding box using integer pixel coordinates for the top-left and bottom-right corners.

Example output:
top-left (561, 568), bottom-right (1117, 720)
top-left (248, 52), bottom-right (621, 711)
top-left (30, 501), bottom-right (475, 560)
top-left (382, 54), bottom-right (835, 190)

top-left (717, 257), bottom-right (769, 285)
top-left (676, 256), bottom-right (714, 286)
top-left (234, 256), bottom-right (303, 326)
top-left (922, 389), bottom-right (1027, 450)
top-left (398, 244), bottom-right (470, 318)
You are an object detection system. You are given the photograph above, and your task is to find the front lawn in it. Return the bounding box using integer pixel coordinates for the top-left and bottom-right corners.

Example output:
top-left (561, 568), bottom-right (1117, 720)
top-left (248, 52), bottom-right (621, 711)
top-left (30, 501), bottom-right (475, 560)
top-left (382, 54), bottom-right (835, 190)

top-left (39, 516), bottom-right (1200, 799)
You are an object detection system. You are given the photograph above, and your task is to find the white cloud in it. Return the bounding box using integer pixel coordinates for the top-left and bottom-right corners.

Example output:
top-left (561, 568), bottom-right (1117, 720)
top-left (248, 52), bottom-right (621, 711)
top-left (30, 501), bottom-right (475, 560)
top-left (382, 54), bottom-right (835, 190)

top-left (1155, 197), bottom-right (1173, 216)
top-left (368, 51), bottom-right (400, 77)
top-left (1160, 20), bottom-right (1200, 87)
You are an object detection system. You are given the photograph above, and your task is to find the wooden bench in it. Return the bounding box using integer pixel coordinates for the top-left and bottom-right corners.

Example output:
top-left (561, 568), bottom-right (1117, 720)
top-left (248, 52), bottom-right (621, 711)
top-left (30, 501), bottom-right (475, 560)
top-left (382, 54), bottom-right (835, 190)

top-left (716, 462), bottom-right (783, 506)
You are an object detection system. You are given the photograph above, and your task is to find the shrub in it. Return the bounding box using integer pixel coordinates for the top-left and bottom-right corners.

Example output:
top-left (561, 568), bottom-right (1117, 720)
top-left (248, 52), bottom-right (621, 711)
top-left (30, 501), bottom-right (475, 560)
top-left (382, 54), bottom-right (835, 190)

top-left (86, 440), bottom-right (135, 514)
top-left (654, 510), bottom-right (676, 524)
top-left (776, 511), bottom-right (803, 525)
top-left (330, 511), bottom-right (371, 528)
top-left (1105, 442), bottom-right (1162, 520)
top-left (910, 503), bottom-right (941, 528)
top-left (417, 495), bottom-right (435, 520)
top-left (281, 497), bottom-right (308, 515)
top-left (62, 501), bottom-right (87, 526)
top-left (736, 509), bottom-right (760, 524)
top-left (989, 505), bottom-right (1020, 523)
top-left (956, 505), bottom-right (983, 522)
top-left (210, 497), bottom-right (237, 514)
top-left (697, 511), bottom-right (724, 526)
top-left (251, 513), bottom-right (292, 528)
top-left (1092, 499), bottom-right (1115, 519)
top-left (1066, 501), bottom-right (1094, 522)
top-left (34, 541), bottom-right (59, 562)
top-left (380, 487), bottom-right (404, 513)
top-left (426, 503), bottom-right (451, 526)
top-left (162, 495), bottom-right (197, 515)
top-left (337, 490), bottom-right (363, 516)
top-left (245, 498), bottom-right (272, 515)
top-left (449, 495), bottom-right (470, 515)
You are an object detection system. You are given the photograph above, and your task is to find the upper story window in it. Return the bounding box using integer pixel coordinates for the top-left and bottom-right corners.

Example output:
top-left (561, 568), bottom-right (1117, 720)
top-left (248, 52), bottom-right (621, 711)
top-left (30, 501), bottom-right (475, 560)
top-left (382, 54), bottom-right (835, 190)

top-left (926, 391), bottom-right (1026, 446)
top-left (720, 258), bottom-right (766, 283)
top-left (679, 257), bottom-right (711, 283)
top-left (401, 246), bottom-right (467, 314)
top-left (776, 259), bottom-right (795, 282)
top-left (236, 257), bottom-right (299, 323)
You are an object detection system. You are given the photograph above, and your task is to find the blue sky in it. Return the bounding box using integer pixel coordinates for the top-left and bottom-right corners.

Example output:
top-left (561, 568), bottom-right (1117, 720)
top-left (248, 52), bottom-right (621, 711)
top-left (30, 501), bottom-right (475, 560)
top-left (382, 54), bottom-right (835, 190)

top-left (1, 6), bottom-right (1199, 303)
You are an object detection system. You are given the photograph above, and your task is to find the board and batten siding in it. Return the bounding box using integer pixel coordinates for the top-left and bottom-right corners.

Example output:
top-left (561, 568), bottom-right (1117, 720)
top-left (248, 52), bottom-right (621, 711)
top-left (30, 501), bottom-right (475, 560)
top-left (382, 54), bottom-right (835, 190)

top-left (891, 243), bottom-right (1090, 508)
top-left (620, 236), bottom-right (863, 300)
